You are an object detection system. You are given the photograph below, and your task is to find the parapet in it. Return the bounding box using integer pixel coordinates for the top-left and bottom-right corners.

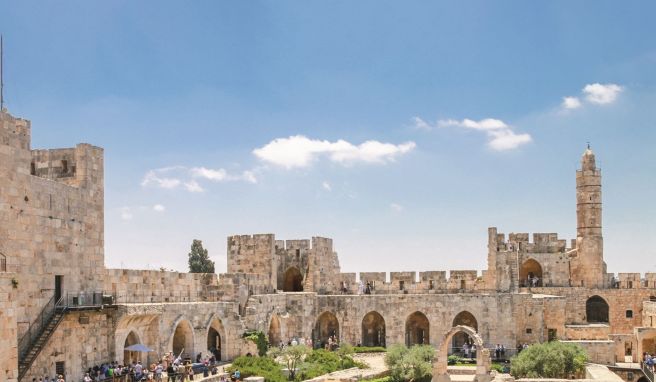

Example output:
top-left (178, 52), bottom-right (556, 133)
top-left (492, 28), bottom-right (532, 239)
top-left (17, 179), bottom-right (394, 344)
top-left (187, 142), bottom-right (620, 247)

top-left (0, 110), bottom-right (31, 150)
top-left (491, 228), bottom-right (569, 253)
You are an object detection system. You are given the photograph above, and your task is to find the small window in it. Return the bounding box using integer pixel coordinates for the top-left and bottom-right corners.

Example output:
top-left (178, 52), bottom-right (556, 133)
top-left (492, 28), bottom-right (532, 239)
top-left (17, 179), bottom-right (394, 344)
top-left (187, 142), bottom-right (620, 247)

top-left (399, 281), bottom-right (405, 290)
top-left (30, 162), bottom-right (36, 175)
top-left (295, 249), bottom-right (300, 259)
top-left (61, 160), bottom-right (68, 173)
top-left (626, 310), bottom-right (633, 318)
top-left (429, 280), bottom-right (434, 290)
top-left (526, 328), bottom-right (532, 334)
top-left (460, 280), bottom-right (466, 289)
top-left (628, 281), bottom-right (633, 288)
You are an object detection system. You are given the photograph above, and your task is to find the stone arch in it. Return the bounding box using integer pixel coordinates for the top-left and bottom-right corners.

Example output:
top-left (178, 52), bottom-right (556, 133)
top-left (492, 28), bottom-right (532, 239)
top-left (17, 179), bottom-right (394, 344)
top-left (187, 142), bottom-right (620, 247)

top-left (520, 258), bottom-right (543, 287)
top-left (170, 318), bottom-right (195, 359)
top-left (114, 315), bottom-right (158, 366)
top-left (586, 295), bottom-right (609, 323)
top-left (451, 311), bottom-right (478, 353)
top-left (405, 311), bottom-right (430, 346)
top-left (361, 311), bottom-right (386, 347)
top-left (283, 267), bottom-right (303, 292)
top-left (314, 311), bottom-right (339, 347)
top-left (435, 325), bottom-right (490, 382)
top-left (206, 315), bottom-right (226, 361)
top-left (123, 330), bottom-right (142, 365)
top-left (268, 314), bottom-right (282, 347)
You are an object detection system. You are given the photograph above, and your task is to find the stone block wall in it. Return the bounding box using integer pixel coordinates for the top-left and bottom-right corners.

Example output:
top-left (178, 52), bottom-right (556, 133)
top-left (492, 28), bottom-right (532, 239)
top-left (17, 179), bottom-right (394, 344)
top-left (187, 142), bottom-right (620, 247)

top-left (0, 274), bottom-right (19, 382)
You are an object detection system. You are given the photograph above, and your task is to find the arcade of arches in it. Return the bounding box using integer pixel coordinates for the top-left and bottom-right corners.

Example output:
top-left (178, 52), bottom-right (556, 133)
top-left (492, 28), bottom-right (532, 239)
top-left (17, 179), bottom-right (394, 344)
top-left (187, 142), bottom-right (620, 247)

top-left (362, 311), bottom-right (386, 347)
top-left (520, 259), bottom-right (543, 287)
top-left (405, 311), bottom-right (430, 346)
top-left (123, 331), bottom-right (141, 365)
top-left (314, 312), bottom-right (339, 345)
top-left (172, 320), bottom-right (194, 358)
top-left (586, 295), bottom-right (609, 323)
top-left (451, 311), bottom-right (478, 352)
top-left (207, 318), bottom-right (225, 361)
top-left (283, 267), bottom-right (303, 292)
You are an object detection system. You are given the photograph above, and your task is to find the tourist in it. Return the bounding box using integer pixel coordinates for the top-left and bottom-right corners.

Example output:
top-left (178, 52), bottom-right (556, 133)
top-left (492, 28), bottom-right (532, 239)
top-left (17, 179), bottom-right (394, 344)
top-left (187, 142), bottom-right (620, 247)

top-left (358, 281), bottom-right (364, 295)
top-left (166, 363), bottom-right (176, 382)
top-left (231, 369), bottom-right (241, 382)
top-left (57, 375), bottom-right (65, 382)
top-left (188, 366), bottom-right (195, 381)
top-left (365, 282), bottom-right (371, 295)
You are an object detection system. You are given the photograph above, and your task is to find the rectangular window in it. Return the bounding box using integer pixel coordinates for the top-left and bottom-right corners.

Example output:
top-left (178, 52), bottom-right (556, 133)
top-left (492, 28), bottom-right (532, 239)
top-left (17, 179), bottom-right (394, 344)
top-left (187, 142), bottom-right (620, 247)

top-left (526, 328), bottom-right (532, 334)
top-left (626, 310), bottom-right (633, 318)
top-left (548, 328), bottom-right (557, 341)
top-left (61, 160), bottom-right (68, 173)
top-left (429, 280), bottom-right (434, 290)
top-left (55, 361), bottom-right (65, 376)
top-left (628, 281), bottom-right (633, 288)
top-left (399, 281), bottom-right (405, 290)
top-left (30, 162), bottom-right (36, 175)
top-left (460, 280), bottom-right (466, 289)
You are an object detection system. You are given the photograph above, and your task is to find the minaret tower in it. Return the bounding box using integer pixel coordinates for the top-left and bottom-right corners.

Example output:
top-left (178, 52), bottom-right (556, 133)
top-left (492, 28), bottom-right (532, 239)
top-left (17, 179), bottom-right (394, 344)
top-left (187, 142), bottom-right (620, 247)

top-left (571, 145), bottom-right (607, 287)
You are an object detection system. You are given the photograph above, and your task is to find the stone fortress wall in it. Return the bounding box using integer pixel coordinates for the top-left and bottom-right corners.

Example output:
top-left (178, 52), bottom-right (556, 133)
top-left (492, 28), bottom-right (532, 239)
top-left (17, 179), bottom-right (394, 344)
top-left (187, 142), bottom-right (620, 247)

top-left (4, 109), bottom-right (656, 382)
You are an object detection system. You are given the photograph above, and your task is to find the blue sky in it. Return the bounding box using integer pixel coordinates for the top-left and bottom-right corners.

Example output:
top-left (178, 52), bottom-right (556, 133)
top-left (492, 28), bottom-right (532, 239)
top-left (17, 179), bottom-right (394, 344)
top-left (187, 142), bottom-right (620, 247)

top-left (1, 1), bottom-right (655, 275)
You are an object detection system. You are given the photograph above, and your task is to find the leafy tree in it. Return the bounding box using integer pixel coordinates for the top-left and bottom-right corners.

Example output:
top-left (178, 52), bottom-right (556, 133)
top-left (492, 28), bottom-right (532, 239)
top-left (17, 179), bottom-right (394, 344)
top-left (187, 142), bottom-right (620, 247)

top-left (268, 345), bottom-right (310, 380)
top-left (510, 342), bottom-right (588, 378)
top-left (188, 239), bottom-right (215, 273)
top-left (385, 344), bottom-right (434, 382)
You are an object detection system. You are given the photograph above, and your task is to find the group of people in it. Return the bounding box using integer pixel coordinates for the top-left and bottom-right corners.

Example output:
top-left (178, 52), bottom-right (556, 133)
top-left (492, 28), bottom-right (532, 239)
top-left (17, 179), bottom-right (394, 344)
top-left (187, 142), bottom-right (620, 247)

top-left (276, 336), bottom-right (313, 349)
top-left (494, 344), bottom-right (507, 359)
top-left (356, 281), bottom-right (374, 295)
top-left (275, 335), bottom-right (339, 351)
top-left (31, 376), bottom-right (65, 382)
top-left (460, 343), bottom-right (477, 358)
top-left (644, 352), bottom-right (656, 370)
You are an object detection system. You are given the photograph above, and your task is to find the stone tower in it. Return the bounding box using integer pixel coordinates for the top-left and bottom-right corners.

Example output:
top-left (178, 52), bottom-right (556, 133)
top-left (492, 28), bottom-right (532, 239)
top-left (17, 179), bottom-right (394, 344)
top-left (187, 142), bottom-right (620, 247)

top-left (571, 146), bottom-right (607, 287)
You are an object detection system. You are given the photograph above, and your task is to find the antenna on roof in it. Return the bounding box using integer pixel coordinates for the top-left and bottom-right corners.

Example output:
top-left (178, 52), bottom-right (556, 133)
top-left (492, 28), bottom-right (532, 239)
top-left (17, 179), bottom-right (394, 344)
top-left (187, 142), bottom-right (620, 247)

top-left (1, 34), bottom-right (4, 112)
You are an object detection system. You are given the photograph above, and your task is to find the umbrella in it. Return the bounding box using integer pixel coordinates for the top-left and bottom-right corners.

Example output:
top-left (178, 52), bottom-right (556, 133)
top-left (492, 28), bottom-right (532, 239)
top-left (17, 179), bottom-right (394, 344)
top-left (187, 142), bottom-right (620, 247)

top-left (124, 344), bottom-right (154, 352)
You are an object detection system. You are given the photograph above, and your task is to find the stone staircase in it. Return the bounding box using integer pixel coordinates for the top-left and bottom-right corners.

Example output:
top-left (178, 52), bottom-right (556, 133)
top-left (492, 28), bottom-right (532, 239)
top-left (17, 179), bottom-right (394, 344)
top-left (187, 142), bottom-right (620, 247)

top-left (17, 296), bottom-right (67, 381)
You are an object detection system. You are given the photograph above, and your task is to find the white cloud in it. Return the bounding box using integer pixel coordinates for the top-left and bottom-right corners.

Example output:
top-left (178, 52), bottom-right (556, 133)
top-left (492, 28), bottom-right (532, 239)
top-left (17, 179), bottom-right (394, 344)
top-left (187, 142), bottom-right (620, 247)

top-left (390, 203), bottom-right (404, 212)
top-left (184, 180), bottom-right (204, 193)
top-left (253, 135), bottom-right (416, 169)
top-left (583, 83), bottom-right (623, 105)
top-left (153, 204), bottom-right (166, 212)
top-left (436, 118), bottom-right (531, 151)
top-left (142, 165), bottom-right (257, 192)
top-left (120, 207), bottom-right (133, 221)
top-left (561, 96), bottom-right (582, 110)
top-left (412, 116), bottom-right (434, 131)
top-left (322, 181), bottom-right (332, 191)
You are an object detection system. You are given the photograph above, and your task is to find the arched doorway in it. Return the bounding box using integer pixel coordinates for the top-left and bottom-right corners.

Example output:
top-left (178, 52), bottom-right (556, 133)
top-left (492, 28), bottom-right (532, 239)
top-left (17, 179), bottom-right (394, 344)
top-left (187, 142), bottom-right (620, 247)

top-left (268, 315), bottom-right (282, 347)
top-left (283, 267), bottom-right (303, 292)
top-left (520, 259), bottom-right (543, 287)
top-left (586, 295), bottom-right (609, 323)
top-left (171, 319), bottom-right (194, 359)
top-left (362, 311), bottom-right (386, 347)
top-left (314, 312), bottom-right (339, 347)
top-left (207, 317), bottom-right (225, 361)
top-left (434, 325), bottom-right (490, 379)
top-left (123, 331), bottom-right (141, 365)
top-left (405, 311), bottom-right (430, 346)
top-left (451, 311), bottom-right (478, 355)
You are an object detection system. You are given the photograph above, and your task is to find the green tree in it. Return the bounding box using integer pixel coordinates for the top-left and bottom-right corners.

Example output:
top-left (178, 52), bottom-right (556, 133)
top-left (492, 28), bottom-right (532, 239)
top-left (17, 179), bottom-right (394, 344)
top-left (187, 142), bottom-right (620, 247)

top-left (188, 239), bottom-right (215, 273)
top-left (511, 342), bottom-right (588, 379)
top-left (268, 345), bottom-right (310, 380)
top-left (385, 344), bottom-right (434, 382)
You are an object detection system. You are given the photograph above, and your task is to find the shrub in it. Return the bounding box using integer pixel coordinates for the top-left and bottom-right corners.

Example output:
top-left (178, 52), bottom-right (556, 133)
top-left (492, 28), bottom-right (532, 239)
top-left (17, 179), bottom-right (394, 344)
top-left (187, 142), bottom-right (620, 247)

top-left (226, 356), bottom-right (286, 382)
top-left (297, 348), bottom-right (359, 380)
top-left (354, 346), bottom-right (387, 353)
top-left (447, 355), bottom-right (459, 365)
top-left (510, 342), bottom-right (588, 379)
top-left (242, 330), bottom-right (269, 356)
top-left (385, 344), bottom-right (434, 382)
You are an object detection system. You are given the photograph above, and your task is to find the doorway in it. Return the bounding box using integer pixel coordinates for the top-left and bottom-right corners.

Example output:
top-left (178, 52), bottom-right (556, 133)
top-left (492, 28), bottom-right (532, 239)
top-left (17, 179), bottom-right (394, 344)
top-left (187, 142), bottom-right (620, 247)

top-left (55, 275), bottom-right (63, 302)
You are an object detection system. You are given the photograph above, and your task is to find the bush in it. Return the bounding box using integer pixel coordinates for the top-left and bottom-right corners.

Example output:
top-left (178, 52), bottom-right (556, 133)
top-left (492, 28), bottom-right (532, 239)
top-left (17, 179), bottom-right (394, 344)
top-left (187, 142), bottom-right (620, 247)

top-left (385, 344), bottom-right (434, 382)
top-left (226, 356), bottom-right (287, 382)
top-left (354, 346), bottom-right (387, 353)
top-left (447, 355), bottom-right (459, 365)
top-left (242, 330), bottom-right (269, 356)
top-left (510, 342), bottom-right (588, 379)
top-left (297, 348), bottom-right (359, 380)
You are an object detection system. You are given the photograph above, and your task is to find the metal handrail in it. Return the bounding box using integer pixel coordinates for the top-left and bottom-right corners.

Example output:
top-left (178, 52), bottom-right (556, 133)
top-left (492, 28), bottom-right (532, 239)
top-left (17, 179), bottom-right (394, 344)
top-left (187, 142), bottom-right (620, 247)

top-left (641, 362), bottom-right (654, 382)
top-left (17, 293), bottom-right (65, 361)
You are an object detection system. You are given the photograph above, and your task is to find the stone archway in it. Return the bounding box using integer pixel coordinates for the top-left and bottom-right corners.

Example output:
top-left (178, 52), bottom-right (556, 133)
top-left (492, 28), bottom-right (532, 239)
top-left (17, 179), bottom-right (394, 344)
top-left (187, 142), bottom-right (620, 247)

top-left (206, 316), bottom-right (225, 361)
top-left (451, 311), bottom-right (478, 354)
top-left (433, 325), bottom-right (490, 382)
top-left (520, 259), bottom-right (543, 287)
top-left (123, 331), bottom-right (142, 365)
top-left (269, 314), bottom-right (282, 347)
top-left (586, 295), bottom-right (609, 323)
top-left (314, 311), bottom-right (339, 347)
top-left (362, 311), bottom-right (386, 347)
top-left (171, 318), bottom-right (195, 359)
top-left (283, 267), bottom-right (303, 292)
top-left (406, 311), bottom-right (430, 346)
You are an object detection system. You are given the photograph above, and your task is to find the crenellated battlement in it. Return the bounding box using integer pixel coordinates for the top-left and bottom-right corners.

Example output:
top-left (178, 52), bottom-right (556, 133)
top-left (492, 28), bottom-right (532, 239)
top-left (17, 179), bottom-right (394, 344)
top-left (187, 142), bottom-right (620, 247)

top-left (0, 110), bottom-right (31, 151)
top-left (492, 229), bottom-right (571, 254)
